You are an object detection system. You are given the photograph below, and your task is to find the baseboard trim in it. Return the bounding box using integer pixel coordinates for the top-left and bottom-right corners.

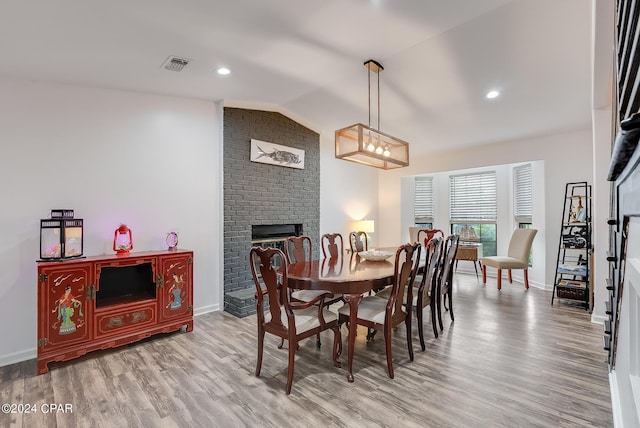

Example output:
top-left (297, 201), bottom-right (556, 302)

top-left (610, 371), bottom-right (623, 427)
top-left (194, 303), bottom-right (220, 317)
top-left (0, 348), bottom-right (36, 368)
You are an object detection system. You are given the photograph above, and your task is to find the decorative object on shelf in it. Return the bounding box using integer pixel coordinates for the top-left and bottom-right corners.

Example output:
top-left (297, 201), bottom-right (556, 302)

top-left (113, 224), bottom-right (133, 255)
top-left (458, 225), bottom-right (479, 243)
top-left (166, 231), bottom-right (179, 251)
top-left (39, 209), bottom-right (83, 260)
top-left (335, 59), bottom-right (409, 170)
top-left (250, 139), bottom-right (305, 169)
top-left (552, 182), bottom-right (591, 310)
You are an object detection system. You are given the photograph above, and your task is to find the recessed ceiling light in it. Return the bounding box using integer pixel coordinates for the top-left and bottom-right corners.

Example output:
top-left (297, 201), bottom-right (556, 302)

top-left (486, 90), bottom-right (500, 99)
top-left (217, 67), bottom-right (231, 75)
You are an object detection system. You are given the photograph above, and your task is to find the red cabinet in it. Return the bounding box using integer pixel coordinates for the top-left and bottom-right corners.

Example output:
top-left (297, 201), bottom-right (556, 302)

top-left (37, 250), bottom-right (193, 374)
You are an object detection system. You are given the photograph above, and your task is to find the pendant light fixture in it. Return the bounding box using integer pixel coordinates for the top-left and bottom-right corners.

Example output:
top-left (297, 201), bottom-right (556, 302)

top-left (335, 59), bottom-right (409, 170)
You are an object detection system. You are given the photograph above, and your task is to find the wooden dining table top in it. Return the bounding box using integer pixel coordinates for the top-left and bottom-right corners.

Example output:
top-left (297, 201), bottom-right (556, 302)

top-left (287, 253), bottom-right (396, 294)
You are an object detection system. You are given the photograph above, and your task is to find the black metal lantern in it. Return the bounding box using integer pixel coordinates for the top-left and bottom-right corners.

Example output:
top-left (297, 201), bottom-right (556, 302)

top-left (39, 210), bottom-right (83, 260)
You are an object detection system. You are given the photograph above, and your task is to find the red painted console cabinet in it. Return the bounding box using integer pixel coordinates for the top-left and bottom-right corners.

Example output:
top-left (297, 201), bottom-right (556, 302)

top-left (37, 250), bottom-right (193, 374)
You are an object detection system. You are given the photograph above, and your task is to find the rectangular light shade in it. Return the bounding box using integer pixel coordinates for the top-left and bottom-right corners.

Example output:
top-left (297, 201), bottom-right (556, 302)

top-left (335, 123), bottom-right (409, 170)
top-left (354, 220), bottom-right (375, 233)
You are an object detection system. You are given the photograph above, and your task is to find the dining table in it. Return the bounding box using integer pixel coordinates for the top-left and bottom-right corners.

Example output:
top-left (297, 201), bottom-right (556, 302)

top-left (287, 250), bottom-right (399, 382)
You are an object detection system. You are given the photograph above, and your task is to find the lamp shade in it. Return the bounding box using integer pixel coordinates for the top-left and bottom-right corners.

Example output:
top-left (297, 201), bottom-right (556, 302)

top-left (355, 219), bottom-right (375, 234)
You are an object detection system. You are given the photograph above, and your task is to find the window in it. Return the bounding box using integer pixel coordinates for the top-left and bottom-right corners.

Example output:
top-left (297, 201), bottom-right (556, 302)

top-left (414, 176), bottom-right (433, 227)
top-left (514, 164), bottom-right (532, 225)
top-left (450, 171), bottom-right (497, 256)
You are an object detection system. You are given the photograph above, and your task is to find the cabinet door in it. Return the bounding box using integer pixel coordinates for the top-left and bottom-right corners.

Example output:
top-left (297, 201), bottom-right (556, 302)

top-left (158, 252), bottom-right (193, 321)
top-left (38, 263), bottom-right (93, 353)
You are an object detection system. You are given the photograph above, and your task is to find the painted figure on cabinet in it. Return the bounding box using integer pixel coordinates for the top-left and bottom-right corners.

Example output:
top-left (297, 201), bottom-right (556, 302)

top-left (52, 285), bottom-right (84, 334)
top-left (167, 272), bottom-right (184, 310)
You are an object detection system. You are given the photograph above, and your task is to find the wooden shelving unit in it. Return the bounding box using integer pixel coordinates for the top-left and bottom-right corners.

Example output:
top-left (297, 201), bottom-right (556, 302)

top-left (552, 182), bottom-right (592, 310)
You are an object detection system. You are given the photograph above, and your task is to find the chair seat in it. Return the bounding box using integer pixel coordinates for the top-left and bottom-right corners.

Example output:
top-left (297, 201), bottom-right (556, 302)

top-left (338, 295), bottom-right (407, 324)
top-left (265, 305), bottom-right (338, 333)
top-left (291, 289), bottom-right (343, 304)
top-left (481, 256), bottom-right (527, 269)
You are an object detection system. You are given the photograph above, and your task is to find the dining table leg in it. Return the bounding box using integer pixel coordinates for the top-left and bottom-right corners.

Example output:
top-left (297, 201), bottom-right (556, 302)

top-left (343, 293), bottom-right (363, 383)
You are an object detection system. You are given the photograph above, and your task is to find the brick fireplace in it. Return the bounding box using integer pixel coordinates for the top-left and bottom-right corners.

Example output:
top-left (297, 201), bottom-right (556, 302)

top-left (223, 108), bottom-right (320, 317)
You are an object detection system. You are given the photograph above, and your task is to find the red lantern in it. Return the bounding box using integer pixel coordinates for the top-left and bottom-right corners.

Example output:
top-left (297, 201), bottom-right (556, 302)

top-left (113, 224), bottom-right (133, 255)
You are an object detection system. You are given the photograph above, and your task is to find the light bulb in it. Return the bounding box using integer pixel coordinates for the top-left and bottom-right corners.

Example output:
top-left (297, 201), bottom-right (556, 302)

top-left (367, 142), bottom-right (376, 152)
top-left (383, 147), bottom-right (390, 157)
top-left (375, 146), bottom-right (383, 155)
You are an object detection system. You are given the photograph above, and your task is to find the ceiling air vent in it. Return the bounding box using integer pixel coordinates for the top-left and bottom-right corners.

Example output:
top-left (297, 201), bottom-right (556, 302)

top-left (162, 56), bottom-right (191, 72)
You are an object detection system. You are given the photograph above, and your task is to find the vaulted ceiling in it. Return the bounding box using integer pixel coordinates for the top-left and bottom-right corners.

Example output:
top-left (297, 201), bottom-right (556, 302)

top-left (0, 0), bottom-right (596, 155)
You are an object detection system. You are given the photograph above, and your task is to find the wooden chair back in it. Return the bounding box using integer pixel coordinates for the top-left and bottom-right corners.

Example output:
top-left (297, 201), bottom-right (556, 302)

top-left (436, 234), bottom-right (460, 329)
top-left (417, 236), bottom-right (443, 309)
top-left (321, 233), bottom-right (344, 259)
top-left (284, 235), bottom-right (312, 264)
top-left (417, 228), bottom-right (444, 247)
top-left (349, 231), bottom-right (368, 252)
top-left (249, 246), bottom-right (289, 334)
top-left (388, 242), bottom-right (422, 319)
top-left (414, 236), bottom-right (444, 347)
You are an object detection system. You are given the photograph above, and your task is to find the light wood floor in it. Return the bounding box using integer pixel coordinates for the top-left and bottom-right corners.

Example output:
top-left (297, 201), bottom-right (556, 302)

top-left (1, 273), bottom-right (612, 428)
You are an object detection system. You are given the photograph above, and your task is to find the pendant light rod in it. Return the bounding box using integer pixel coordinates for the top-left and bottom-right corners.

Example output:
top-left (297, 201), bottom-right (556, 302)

top-left (364, 59), bottom-right (384, 131)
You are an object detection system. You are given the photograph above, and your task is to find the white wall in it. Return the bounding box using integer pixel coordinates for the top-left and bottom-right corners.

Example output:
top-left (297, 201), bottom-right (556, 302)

top-left (0, 77), bottom-right (222, 366)
top-left (378, 129), bottom-right (600, 313)
top-left (319, 131), bottom-right (379, 246)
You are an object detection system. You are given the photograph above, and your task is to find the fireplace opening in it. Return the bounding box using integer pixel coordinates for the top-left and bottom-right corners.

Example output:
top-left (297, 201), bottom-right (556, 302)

top-left (251, 223), bottom-right (303, 250)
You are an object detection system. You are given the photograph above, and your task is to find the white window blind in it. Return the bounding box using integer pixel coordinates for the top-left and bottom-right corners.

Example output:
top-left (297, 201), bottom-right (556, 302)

top-left (514, 164), bottom-right (532, 222)
top-left (414, 176), bottom-right (434, 223)
top-left (449, 171), bottom-right (497, 221)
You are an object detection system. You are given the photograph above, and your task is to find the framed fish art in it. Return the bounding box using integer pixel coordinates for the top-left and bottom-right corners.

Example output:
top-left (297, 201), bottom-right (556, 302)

top-left (250, 139), bottom-right (305, 170)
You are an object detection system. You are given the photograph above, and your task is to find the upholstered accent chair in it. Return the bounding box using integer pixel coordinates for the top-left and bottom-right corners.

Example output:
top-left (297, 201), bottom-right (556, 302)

top-left (481, 228), bottom-right (538, 290)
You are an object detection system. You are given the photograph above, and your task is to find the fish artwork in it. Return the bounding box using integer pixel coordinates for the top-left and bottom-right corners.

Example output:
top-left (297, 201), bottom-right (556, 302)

top-left (256, 146), bottom-right (302, 166)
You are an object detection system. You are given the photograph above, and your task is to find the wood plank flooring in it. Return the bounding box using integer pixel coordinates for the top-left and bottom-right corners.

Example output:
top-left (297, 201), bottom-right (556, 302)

top-left (0, 274), bottom-right (612, 427)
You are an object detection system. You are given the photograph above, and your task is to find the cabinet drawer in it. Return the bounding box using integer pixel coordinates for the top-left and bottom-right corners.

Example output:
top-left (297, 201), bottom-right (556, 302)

top-left (95, 302), bottom-right (157, 339)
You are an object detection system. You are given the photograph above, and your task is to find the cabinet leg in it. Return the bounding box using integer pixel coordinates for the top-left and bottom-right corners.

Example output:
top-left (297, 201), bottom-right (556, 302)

top-left (37, 360), bottom-right (49, 375)
top-left (185, 320), bottom-right (194, 332)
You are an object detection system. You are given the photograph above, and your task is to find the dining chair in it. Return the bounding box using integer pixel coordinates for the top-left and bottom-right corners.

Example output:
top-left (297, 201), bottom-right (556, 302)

top-left (337, 242), bottom-right (421, 379)
top-left (250, 246), bottom-right (341, 395)
top-left (376, 237), bottom-right (443, 349)
top-left (284, 235), bottom-right (312, 265)
top-left (321, 233), bottom-right (344, 259)
top-left (414, 236), bottom-right (443, 348)
top-left (349, 231), bottom-right (368, 253)
top-left (436, 234), bottom-right (459, 331)
top-left (481, 228), bottom-right (538, 290)
top-left (416, 228), bottom-right (444, 246)
top-left (319, 233), bottom-right (345, 304)
top-left (285, 235), bottom-right (340, 348)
